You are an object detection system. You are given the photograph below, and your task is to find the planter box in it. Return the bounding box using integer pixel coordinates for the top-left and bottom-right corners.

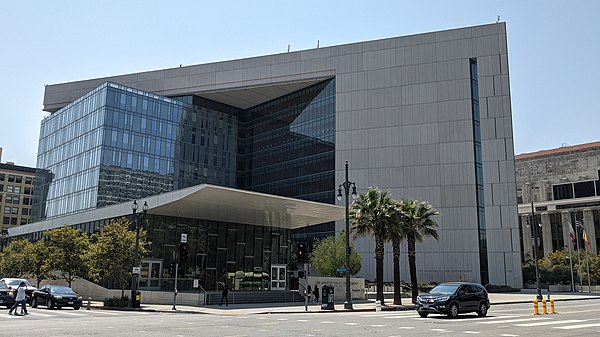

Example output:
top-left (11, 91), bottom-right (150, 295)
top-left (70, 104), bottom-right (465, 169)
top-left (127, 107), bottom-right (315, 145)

top-left (549, 284), bottom-right (572, 292)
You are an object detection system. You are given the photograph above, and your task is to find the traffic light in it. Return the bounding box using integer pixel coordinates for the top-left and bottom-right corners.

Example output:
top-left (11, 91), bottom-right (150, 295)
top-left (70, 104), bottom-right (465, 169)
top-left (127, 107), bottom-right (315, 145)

top-left (179, 242), bottom-right (189, 261)
top-left (297, 243), bottom-right (306, 262)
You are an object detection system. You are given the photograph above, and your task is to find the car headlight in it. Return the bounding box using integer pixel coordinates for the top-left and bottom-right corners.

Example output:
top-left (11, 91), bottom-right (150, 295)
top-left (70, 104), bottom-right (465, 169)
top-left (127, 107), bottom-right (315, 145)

top-left (54, 296), bottom-right (62, 300)
top-left (436, 296), bottom-right (449, 302)
top-left (416, 296), bottom-right (422, 302)
top-left (78, 296), bottom-right (82, 300)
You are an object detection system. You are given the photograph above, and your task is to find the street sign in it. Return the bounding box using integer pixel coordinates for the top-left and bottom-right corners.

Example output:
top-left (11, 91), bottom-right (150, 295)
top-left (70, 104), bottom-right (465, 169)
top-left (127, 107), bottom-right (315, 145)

top-left (181, 233), bottom-right (187, 243)
top-left (336, 267), bottom-right (348, 273)
top-left (132, 267), bottom-right (141, 274)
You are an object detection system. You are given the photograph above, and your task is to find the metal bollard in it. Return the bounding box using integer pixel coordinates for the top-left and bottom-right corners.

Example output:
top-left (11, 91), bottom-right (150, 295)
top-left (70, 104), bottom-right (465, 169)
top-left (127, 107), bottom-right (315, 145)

top-left (533, 299), bottom-right (539, 315)
top-left (550, 299), bottom-right (556, 314)
top-left (87, 297), bottom-right (91, 310)
top-left (542, 299), bottom-right (547, 314)
top-left (375, 300), bottom-right (381, 312)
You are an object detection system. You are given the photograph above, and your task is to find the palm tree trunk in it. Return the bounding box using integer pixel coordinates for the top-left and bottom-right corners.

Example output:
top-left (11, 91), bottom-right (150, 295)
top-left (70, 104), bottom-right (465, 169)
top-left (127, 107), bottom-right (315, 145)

top-left (407, 235), bottom-right (418, 303)
top-left (375, 235), bottom-right (385, 306)
top-left (392, 237), bottom-right (402, 305)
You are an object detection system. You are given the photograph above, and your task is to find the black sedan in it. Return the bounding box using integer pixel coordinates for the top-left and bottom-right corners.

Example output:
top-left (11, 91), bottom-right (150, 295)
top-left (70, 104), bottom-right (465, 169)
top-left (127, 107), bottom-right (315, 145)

top-left (416, 282), bottom-right (490, 318)
top-left (0, 280), bottom-right (16, 309)
top-left (32, 285), bottom-right (83, 310)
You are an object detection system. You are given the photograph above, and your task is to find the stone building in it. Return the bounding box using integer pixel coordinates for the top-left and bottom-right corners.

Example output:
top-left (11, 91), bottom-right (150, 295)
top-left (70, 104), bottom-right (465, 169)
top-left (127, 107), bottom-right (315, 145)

top-left (516, 141), bottom-right (600, 261)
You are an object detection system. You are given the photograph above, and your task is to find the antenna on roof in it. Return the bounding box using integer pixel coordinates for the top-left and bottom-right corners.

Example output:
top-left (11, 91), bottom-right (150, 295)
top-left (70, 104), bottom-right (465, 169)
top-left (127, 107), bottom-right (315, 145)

top-left (287, 44), bottom-right (290, 53)
top-left (496, 15), bottom-right (500, 23)
top-left (317, 40), bottom-right (320, 48)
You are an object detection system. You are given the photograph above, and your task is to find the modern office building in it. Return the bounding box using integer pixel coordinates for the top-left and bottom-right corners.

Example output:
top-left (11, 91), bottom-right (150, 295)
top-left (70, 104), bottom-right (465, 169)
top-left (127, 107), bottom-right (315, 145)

top-left (12, 22), bottom-right (520, 289)
top-left (0, 149), bottom-right (36, 233)
top-left (516, 141), bottom-right (600, 267)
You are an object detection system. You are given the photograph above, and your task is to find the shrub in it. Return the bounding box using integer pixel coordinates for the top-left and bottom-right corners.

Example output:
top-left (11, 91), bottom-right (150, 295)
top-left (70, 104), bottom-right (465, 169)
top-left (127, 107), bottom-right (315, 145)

top-left (103, 296), bottom-right (129, 307)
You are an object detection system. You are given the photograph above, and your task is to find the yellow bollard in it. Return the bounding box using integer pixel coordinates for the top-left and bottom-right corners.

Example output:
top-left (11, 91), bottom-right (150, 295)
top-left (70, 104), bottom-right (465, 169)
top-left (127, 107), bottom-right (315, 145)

top-left (542, 299), bottom-right (548, 314)
top-left (533, 299), bottom-right (539, 315)
top-left (550, 299), bottom-right (556, 314)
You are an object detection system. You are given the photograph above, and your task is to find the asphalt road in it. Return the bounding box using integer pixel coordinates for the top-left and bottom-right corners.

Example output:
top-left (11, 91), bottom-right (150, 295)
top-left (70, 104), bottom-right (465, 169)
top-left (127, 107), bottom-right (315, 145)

top-left (2, 300), bottom-right (600, 336)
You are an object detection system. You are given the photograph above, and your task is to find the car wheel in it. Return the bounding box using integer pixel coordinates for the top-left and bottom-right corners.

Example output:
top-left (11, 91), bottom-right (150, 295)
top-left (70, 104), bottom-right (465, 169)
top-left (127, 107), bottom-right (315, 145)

top-left (74, 306), bottom-right (80, 310)
top-left (447, 303), bottom-right (459, 318)
top-left (47, 299), bottom-right (55, 309)
top-left (477, 302), bottom-right (488, 317)
top-left (32, 298), bottom-right (38, 308)
top-left (418, 311), bottom-right (429, 318)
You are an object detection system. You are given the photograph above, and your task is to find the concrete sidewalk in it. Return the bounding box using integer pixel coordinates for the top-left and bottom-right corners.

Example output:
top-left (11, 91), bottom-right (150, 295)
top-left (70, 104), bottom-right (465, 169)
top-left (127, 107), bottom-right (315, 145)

top-left (89, 291), bottom-right (600, 315)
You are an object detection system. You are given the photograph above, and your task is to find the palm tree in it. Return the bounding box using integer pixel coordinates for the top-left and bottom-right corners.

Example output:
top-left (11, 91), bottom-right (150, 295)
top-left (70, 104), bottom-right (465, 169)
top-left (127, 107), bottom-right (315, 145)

top-left (387, 202), bottom-right (406, 305)
top-left (398, 199), bottom-right (440, 303)
top-left (350, 186), bottom-right (395, 305)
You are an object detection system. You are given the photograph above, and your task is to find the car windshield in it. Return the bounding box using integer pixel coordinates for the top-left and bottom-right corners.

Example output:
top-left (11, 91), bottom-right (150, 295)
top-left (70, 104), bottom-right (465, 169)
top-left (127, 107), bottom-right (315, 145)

top-left (7, 279), bottom-right (32, 287)
top-left (0, 280), bottom-right (6, 288)
top-left (429, 284), bottom-right (459, 295)
top-left (51, 286), bottom-right (76, 294)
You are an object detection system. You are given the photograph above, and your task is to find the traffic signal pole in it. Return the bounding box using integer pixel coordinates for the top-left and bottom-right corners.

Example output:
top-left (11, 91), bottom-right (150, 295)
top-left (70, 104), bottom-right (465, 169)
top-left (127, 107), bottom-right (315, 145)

top-left (172, 252), bottom-right (178, 310)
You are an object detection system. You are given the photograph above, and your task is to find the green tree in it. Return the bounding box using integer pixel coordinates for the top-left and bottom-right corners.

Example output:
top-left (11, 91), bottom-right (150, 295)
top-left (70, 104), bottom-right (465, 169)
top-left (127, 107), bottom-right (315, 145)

top-left (309, 231), bottom-right (361, 277)
top-left (387, 202), bottom-right (406, 305)
top-left (23, 240), bottom-right (52, 287)
top-left (350, 187), bottom-right (395, 305)
top-left (88, 218), bottom-right (148, 297)
top-left (0, 240), bottom-right (30, 277)
top-left (398, 199), bottom-right (439, 303)
top-left (45, 225), bottom-right (90, 287)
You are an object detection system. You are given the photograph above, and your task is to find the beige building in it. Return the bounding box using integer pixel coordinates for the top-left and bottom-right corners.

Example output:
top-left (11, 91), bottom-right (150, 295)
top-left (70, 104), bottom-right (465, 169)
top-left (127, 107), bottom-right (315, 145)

top-left (0, 148), bottom-right (36, 234)
top-left (516, 141), bottom-right (600, 261)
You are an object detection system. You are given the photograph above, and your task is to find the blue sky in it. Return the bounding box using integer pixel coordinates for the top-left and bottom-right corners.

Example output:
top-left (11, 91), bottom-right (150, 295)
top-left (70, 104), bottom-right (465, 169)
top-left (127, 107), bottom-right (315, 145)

top-left (1, 0), bottom-right (598, 167)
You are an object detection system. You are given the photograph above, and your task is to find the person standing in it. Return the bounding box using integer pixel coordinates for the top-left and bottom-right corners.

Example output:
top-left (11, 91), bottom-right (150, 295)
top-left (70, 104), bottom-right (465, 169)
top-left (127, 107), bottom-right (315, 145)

top-left (313, 285), bottom-right (319, 304)
top-left (8, 282), bottom-right (27, 315)
top-left (219, 282), bottom-right (229, 306)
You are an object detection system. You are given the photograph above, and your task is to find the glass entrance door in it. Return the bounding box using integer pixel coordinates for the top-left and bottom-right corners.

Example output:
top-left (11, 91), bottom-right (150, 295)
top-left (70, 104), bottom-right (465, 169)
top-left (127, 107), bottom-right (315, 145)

top-left (270, 264), bottom-right (286, 290)
top-left (139, 260), bottom-right (162, 290)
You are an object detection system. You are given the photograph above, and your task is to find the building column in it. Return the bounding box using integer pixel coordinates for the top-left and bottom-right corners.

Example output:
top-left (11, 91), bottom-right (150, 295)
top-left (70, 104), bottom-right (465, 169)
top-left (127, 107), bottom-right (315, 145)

top-left (583, 209), bottom-right (596, 254)
top-left (521, 215), bottom-right (533, 260)
top-left (561, 211), bottom-right (573, 250)
top-left (541, 212), bottom-right (553, 256)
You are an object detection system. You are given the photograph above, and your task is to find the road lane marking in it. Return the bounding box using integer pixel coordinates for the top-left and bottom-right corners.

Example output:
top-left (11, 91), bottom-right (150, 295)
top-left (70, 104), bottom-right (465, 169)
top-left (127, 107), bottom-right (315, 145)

top-left (477, 317), bottom-right (550, 324)
top-left (500, 334), bottom-right (519, 337)
top-left (296, 319), bottom-right (309, 322)
top-left (515, 319), bottom-right (585, 327)
top-left (319, 321), bottom-right (334, 324)
top-left (555, 323), bottom-right (600, 329)
top-left (47, 311), bottom-right (85, 316)
top-left (463, 332), bottom-right (480, 334)
top-left (89, 310), bottom-right (118, 315)
top-left (345, 322), bottom-right (359, 325)
top-left (27, 311), bottom-right (55, 317)
top-left (371, 324), bottom-right (387, 327)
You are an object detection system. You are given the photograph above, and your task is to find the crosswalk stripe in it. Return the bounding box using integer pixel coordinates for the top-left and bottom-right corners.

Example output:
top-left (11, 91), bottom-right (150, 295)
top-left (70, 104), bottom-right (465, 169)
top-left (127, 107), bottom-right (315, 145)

top-left (515, 319), bottom-right (585, 327)
top-left (89, 311), bottom-right (118, 315)
top-left (47, 310), bottom-right (85, 316)
top-left (28, 311), bottom-right (55, 317)
top-left (554, 323), bottom-right (600, 330)
top-left (477, 317), bottom-right (550, 324)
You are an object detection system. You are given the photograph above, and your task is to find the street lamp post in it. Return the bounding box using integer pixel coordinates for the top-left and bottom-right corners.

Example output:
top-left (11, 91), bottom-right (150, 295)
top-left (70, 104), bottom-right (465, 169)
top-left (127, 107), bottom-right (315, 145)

top-left (526, 201), bottom-right (543, 301)
top-left (337, 161), bottom-right (357, 310)
top-left (130, 200), bottom-right (148, 308)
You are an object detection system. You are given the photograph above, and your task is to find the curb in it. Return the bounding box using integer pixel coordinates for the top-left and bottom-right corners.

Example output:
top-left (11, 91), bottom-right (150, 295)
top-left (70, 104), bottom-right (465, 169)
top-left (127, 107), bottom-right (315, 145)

top-left (88, 296), bottom-right (598, 315)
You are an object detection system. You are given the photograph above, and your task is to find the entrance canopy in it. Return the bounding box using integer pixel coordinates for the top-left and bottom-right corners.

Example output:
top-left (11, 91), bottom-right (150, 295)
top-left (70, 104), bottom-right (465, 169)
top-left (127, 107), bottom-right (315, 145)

top-left (9, 184), bottom-right (345, 237)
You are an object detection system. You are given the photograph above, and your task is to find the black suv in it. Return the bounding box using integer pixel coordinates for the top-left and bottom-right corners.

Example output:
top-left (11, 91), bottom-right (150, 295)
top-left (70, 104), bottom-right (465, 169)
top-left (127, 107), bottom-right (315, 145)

top-left (0, 280), bottom-right (15, 309)
top-left (416, 282), bottom-right (490, 318)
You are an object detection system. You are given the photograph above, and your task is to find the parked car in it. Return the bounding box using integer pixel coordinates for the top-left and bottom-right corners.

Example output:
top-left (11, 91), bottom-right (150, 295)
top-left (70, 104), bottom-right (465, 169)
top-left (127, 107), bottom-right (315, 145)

top-left (0, 278), bottom-right (37, 304)
top-left (32, 285), bottom-right (83, 310)
top-left (0, 280), bottom-right (16, 309)
top-left (415, 282), bottom-right (490, 318)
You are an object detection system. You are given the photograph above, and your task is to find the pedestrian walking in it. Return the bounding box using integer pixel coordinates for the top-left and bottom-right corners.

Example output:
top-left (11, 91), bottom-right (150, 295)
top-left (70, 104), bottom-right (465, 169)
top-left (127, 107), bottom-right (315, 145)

top-left (313, 285), bottom-right (319, 304)
top-left (306, 284), bottom-right (312, 302)
top-left (219, 282), bottom-right (229, 306)
top-left (8, 282), bottom-right (27, 316)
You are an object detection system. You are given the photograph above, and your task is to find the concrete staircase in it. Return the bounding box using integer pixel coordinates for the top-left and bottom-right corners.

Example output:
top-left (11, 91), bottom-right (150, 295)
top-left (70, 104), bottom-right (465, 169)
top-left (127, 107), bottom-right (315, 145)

top-left (205, 290), bottom-right (305, 305)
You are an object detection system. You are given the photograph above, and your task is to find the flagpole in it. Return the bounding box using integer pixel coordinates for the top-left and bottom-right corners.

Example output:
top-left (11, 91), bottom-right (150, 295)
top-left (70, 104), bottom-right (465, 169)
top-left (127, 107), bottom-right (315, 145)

top-left (575, 221), bottom-right (583, 291)
top-left (567, 225), bottom-right (575, 292)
